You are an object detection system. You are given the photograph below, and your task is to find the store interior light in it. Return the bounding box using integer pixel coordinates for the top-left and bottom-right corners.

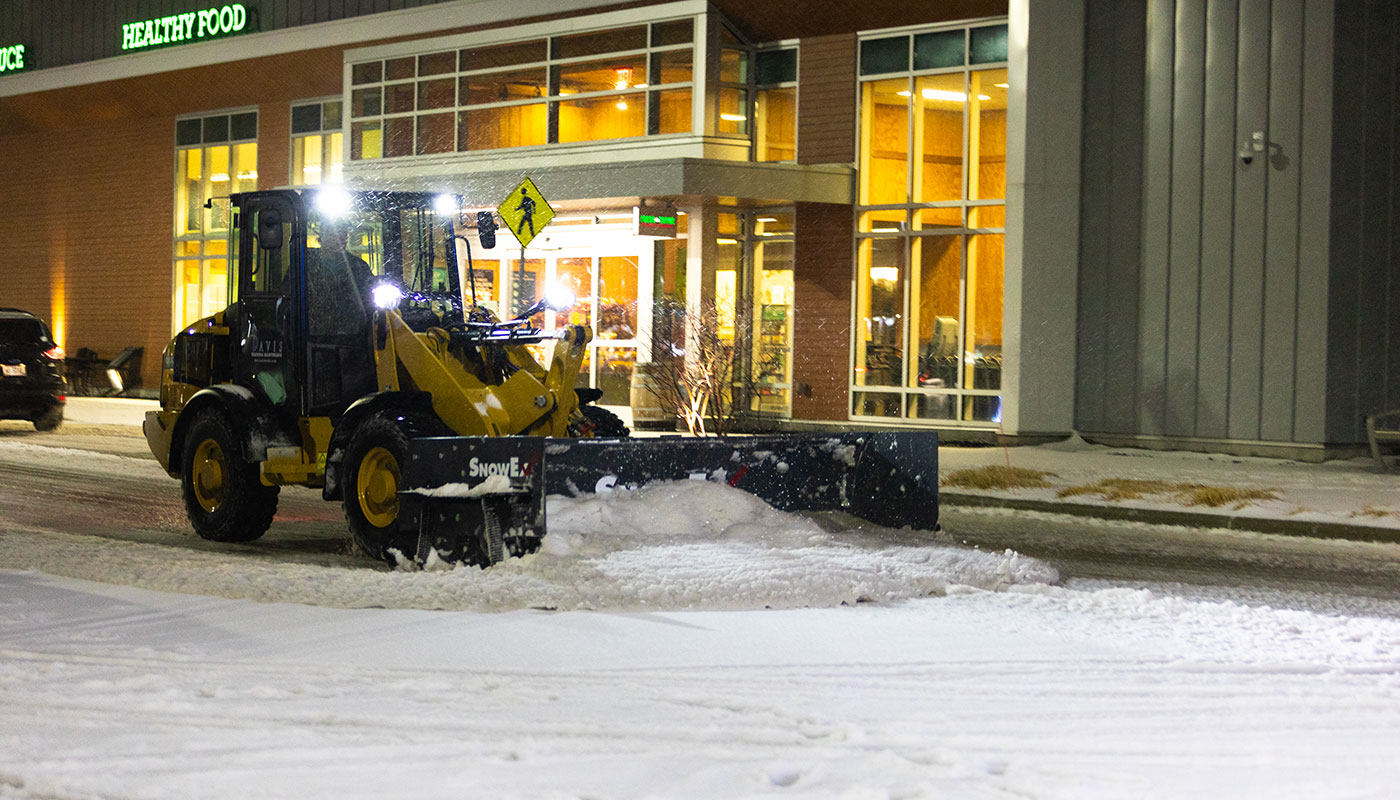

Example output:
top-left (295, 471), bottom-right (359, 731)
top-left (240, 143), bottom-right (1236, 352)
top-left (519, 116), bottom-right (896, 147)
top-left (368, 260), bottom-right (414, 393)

top-left (720, 113), bottom-right (747, 121)
top-left (869, 267), bottom-right (899, 282)
top-left (994, 82), bottom-right (1009, 88)
top-left (616, 100), bottom-right (628, 110)
top-left (237, 170), bottom-right (258, 180)
top-left (210, 172), bottom-right (230, 182)
top-left (897, 89), bottom-right (992, 102)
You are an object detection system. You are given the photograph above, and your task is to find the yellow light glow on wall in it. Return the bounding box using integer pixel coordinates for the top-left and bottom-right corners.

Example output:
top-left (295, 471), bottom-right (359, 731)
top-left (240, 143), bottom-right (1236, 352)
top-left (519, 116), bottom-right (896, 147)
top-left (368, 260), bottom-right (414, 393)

top-left (50, 263), bottom-right (67, 350)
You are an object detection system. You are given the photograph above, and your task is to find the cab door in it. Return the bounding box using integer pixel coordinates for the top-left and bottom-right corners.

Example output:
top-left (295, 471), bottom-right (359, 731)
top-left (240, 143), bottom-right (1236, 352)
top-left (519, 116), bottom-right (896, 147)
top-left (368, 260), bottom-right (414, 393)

top-left (234, 194), bottom-right (302, 418)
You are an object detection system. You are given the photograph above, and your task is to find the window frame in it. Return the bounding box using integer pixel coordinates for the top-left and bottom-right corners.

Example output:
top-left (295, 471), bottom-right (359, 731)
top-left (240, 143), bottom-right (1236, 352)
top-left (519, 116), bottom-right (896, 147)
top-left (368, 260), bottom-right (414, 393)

top-left (849, 20), bottom-right (1009, 427)
top-left (172, 107), bottom-right (258, 334)
top-left (346, 14), bottom-right (702, 160)
top-left (289, 97), bottom-right (345, 186)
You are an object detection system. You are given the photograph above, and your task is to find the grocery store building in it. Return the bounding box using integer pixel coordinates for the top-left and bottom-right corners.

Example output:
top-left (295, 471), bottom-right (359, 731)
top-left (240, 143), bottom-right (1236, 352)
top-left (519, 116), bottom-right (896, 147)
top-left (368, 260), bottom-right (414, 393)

top-left (1, 0), bottom-right (1397, 458)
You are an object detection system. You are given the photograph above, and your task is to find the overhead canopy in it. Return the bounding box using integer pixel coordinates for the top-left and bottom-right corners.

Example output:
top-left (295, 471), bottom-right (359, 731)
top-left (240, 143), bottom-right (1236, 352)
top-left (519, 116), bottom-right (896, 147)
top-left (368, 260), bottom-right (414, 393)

top-left (343, 157), bottom-right (854, 209)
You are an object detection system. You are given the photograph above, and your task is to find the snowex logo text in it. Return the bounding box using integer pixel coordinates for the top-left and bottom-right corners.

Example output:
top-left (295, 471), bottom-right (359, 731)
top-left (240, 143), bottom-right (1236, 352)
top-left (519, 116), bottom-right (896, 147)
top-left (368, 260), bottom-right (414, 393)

top-left (468, 457), bottom-right (530, 479)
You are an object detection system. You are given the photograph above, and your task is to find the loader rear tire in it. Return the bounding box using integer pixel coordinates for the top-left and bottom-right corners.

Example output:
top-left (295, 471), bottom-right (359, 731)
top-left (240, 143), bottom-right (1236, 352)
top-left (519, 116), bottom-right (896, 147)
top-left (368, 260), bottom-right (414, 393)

top-left (343, 411), bottom-right (415, 564)
top-left (181, 410), bottom-right (279, 543)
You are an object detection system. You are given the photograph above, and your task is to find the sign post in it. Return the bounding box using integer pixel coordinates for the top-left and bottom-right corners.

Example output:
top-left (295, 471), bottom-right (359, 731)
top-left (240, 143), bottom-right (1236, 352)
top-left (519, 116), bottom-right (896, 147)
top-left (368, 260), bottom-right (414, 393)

top-left (497, 177), bottom-right (556, 318)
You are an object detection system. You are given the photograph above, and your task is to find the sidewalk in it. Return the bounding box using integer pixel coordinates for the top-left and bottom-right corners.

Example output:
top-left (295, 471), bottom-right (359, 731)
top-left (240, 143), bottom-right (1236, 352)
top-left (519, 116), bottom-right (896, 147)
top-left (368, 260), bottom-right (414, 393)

top-left (54, 398), bottom-right (1400, 544)
top-left (939, 435), bottom-right (1400, 545)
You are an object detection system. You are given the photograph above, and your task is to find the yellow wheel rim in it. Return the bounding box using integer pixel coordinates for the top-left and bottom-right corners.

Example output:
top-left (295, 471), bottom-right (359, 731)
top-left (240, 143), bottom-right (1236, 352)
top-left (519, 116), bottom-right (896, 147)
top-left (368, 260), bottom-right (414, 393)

top-left (356, 446), bottom-right (401, 528)
top-left (191, 438), bottom-right (227, 513)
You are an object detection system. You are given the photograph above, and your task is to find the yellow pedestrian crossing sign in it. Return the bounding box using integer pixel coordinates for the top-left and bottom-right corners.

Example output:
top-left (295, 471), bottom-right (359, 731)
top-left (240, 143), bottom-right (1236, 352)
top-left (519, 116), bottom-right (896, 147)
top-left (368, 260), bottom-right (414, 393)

top-left (497, 176), bottom-right (555, 248)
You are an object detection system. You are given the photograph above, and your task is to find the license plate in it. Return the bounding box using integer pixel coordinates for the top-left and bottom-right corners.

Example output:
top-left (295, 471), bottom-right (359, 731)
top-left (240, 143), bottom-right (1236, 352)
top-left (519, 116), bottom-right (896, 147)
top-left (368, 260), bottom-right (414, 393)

top-left (1, 364), bottom-right (25, 377)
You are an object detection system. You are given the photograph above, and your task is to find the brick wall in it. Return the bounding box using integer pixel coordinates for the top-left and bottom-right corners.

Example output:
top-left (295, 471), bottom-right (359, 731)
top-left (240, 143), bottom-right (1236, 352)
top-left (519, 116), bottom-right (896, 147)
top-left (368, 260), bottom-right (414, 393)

top-left (796, 33), bottom-right (856, 166)
top-left (0, 48), bottom-right (343, 391)
top-left (791, 201), bottom-right (854, 421)
top-left (790, 33), bottom-right (858, 421)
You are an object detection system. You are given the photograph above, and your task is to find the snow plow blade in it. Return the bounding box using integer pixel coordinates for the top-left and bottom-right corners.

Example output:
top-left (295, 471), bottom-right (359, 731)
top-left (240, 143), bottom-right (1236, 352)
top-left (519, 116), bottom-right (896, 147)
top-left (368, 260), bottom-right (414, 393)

top-left (399, 436), bottom-right (547, 567)
top-left (400, 432), bottom-right (938, 567)
top-left (545, 431), bottom-right (939, 531)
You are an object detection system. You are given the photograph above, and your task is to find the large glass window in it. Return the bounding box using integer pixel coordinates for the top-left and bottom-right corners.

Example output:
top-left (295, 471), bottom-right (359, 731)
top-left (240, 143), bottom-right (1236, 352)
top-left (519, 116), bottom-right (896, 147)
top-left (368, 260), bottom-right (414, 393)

top-left (853, 23), bottom-right (1007, 424)
top-left (754, 47), bottom-right (796, 161)
top-left (711, 209), bottom-right (795, 417)
top-left (349, 19), bottom-right (695, 161)
top-left (174, 110), bottom-right (257, 330)
top-left (291, 99), bottom-right (344, 186)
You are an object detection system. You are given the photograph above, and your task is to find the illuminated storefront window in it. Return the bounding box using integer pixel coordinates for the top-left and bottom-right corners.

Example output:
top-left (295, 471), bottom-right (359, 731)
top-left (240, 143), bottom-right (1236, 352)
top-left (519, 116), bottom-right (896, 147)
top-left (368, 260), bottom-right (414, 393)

top-left (290, 99), bottom-right (344, 185)
top-left (173, 110), bottom-right (257, 330)
top-left (754, 47), bottom-right (796, 161)
top-left (349, 19), bottom-right (695, 160)
top-left (853, 23), bottom-right (1007, 424)
top-left (714, 209), bottom-right (795, 417)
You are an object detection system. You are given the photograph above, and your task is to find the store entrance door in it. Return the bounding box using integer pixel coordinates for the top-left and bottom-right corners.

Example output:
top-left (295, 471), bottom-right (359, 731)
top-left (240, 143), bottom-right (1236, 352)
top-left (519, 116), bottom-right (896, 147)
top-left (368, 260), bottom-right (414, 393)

top-left (458, 229), bottom-right (652, 407)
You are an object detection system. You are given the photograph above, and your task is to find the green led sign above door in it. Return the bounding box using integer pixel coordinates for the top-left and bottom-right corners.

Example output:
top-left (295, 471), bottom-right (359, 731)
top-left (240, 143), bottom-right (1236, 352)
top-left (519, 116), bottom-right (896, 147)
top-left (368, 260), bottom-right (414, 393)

top-left (122, 4), bottom-right (254, 52)
top-left (0, 44), bottom-right (26, 74)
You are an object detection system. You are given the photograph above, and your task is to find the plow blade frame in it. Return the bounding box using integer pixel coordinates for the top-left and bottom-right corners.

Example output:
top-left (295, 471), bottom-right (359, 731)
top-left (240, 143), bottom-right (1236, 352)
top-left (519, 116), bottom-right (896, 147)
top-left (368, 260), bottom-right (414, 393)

top-left (544, 431), bottom-right (939, 531)
top-left (401, 431), bottom-right (938, 567)
top-left (401, 436), bottom-right (547, 566)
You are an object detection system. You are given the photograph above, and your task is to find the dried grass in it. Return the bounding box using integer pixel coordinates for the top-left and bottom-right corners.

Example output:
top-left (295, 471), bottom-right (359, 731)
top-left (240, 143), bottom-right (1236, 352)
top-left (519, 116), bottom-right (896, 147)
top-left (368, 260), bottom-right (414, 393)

top-left (1351, 505), bottom-right (1393, 519)
top-left (941, 465), bottom-right (1055, 491)
top-left (1058, 479), bottom-right (1279, 509)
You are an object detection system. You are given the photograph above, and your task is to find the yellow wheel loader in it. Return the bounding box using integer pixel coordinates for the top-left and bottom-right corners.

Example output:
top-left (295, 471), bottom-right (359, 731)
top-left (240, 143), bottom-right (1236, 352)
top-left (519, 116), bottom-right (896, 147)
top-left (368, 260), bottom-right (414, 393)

top-left (145, 187), bottom-right (941, 568)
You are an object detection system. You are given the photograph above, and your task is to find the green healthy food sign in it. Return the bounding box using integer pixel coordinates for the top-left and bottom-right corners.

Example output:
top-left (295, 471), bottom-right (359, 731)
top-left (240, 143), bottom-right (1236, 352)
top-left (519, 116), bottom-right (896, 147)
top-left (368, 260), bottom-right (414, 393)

top-left (122, 4), bottom-right (251, 51)
top-left (0, 44), bottom-right (26, 74)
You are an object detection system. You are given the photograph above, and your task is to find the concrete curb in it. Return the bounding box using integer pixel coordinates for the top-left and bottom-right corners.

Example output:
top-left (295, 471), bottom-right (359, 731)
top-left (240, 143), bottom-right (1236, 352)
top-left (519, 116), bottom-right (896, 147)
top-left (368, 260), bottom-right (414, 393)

top-left (940, 491), bottom-right (1400, 545)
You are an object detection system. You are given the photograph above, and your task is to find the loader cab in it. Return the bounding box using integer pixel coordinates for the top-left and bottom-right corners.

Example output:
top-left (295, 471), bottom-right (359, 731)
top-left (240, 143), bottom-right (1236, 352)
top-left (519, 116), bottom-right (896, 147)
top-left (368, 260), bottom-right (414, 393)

top-left (228, 188), bottom-right (463, 421)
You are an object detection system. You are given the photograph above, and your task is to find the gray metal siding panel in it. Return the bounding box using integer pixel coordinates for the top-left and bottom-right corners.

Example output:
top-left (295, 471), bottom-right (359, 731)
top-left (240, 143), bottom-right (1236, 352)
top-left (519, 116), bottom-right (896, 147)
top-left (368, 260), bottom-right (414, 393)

top-left (1195, 0), bottom-right (1237, 439)
top-left (1139, 0), bottom-right (1175, 436)
top-left (1391, 6), bottom-right (1400, 413)
top-left (1326, 2), bottom-right (1365, 441)
top-left (1167, 0), bottom-right (1205, 436)
top-left (1076, 0), bottom-right (1116, 432)
top-left (1260, 0), bottom-right (1304, 441)
top-left (1357, 2), bottom-right (1395, 421)
top-left (1104, 0), bottom-right (1147, 435)
top-left (1292, 0), bottom-right (1334, 444)
top-left (1228, 0), bottom-right (1271, 441)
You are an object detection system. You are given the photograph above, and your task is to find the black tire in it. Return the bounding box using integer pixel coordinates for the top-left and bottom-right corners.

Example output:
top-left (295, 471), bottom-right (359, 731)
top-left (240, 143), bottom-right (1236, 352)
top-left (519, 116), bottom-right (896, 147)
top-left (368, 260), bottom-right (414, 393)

top-left (180, 410), bottom-right (279, 542)
top-left (569, 402), bottom-right (631, 438)
top-left (33, 405), bottom-right (63, 432)
top-left (342, 411), bottom-right (417, 563)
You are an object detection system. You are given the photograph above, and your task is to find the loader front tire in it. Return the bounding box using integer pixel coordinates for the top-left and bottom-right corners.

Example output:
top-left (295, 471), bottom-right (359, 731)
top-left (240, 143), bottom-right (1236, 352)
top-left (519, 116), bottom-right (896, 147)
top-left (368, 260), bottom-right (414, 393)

top-left (181, 410), bottom-right (279, 543)
top-left (343, 411), bottom-right (414, 563)
top-left (569, 403), bottom-right (630, 438)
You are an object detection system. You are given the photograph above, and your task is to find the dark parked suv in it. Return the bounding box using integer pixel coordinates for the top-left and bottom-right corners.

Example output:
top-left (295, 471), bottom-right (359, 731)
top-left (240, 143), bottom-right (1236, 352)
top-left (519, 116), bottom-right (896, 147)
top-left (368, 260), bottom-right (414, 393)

top-left (0, 307), bottom-right (65, 431)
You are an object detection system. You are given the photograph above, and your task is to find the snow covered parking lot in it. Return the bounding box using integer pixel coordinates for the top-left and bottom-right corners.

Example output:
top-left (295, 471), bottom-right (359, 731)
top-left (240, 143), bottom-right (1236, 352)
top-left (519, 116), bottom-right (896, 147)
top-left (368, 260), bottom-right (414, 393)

top-left (2, 437), bottom-right (1400, 798)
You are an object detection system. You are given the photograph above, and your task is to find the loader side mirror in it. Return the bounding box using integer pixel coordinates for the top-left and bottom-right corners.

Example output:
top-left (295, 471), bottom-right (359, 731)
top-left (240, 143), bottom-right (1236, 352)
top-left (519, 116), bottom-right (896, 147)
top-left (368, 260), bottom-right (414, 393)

top-left (477, 211), bottom-right (497, 249)
top-left (257, 209), bottom-right (284, 250)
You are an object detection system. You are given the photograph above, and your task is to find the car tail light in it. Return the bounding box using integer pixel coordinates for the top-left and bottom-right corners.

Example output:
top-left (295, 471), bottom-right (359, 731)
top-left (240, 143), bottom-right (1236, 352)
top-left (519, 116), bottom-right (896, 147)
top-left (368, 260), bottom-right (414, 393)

top-left (42, 345), bottom-right (64, 360)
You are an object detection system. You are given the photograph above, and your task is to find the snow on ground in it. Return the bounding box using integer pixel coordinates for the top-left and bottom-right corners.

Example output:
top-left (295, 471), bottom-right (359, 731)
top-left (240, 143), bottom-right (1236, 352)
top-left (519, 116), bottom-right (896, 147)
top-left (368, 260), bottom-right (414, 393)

top-left (3, 567), bottom-right (1399, 800)
top-left (2, 436), bottom-right (1400, 798)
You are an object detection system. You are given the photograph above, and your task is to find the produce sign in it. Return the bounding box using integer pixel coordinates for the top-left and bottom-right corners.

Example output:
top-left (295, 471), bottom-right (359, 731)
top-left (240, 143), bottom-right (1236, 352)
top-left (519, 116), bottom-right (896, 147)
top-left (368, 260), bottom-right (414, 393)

top-left (0, 44), bottom-right (25, 74)
top-left (122, 4), bottom-right (253, 51)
